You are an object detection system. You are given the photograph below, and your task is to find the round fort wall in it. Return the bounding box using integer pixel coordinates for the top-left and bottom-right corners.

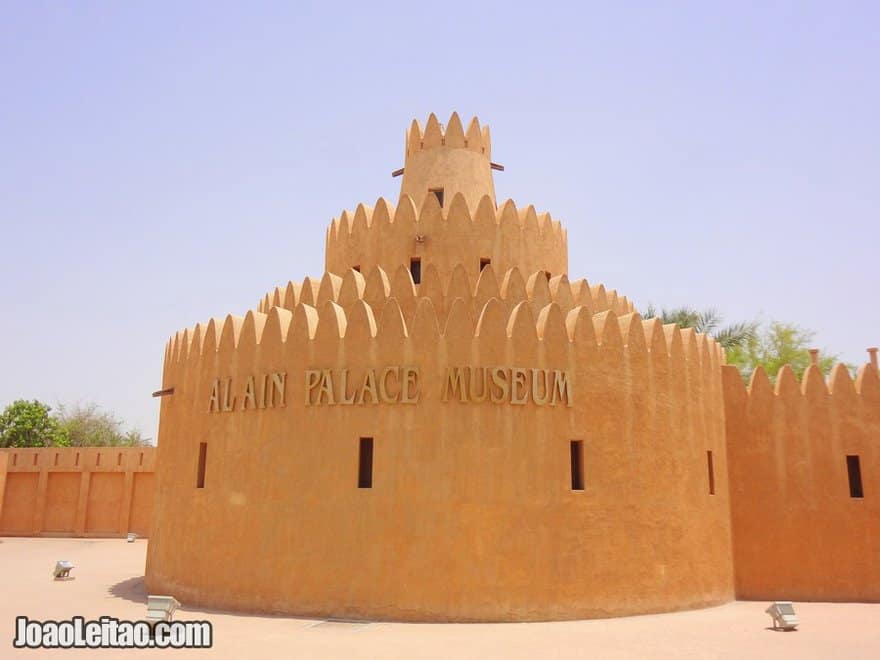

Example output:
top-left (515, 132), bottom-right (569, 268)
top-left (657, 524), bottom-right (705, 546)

top-left (145, 294), bottom-right (734, 622)
top-left (324, 193), bottom-right (568, 286)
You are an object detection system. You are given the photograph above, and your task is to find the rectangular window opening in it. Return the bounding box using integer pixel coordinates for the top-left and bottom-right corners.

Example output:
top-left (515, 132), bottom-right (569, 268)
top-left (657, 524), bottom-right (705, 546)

top-left (410, 257), bottom-right (421, 285)
top-left (707, 450), bottom-right (716, 495)
top-left (429, 187), bottom-right (444, 207)
top-left (54, 453), bottom-right (59, 466)
top-left (33, 454), bottom-right (38, 466)
top-left (847, 455), bottom-right (864, 498)
top-left (480, 258), bottom-right (491, 272)
top-left (12, 453), bottom-right (17, 466)
top-left (570, 440), bottom-right (584, 491)
top-left (96, 453), bottom-right (101, 467)
top-left (117, 452), bottom-right (123, 466)
top-left (358, 437), bottom-right (374, 489)
top-left (75, 452), bottom-right (80, 466)
top-left (197, 442), bottom-right (207, 489)
top-left (139, 452), bottom-right (144, 466)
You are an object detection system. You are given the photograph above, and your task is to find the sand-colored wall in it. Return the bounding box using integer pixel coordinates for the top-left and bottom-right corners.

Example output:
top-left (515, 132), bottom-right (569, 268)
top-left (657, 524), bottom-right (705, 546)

top-left (146, 296), bottom-right (733, 622)
top-left (399, 113), bottom-right (496, 212)
top-left (324, 193), bottom-right (568, 287)
top-left (257, 265), bottom-right (634, 328)
top-left (724, 363), bottom-right (880, 601)
top-left (0, 447), bottom-right (157, 538)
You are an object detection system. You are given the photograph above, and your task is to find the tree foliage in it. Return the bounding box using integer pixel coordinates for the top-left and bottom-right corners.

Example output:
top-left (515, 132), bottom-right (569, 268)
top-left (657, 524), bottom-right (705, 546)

top-left (0, 400), bottom-right (70, 448)
top-left (642, 306), bottom-right (845, 382)
top-left (726, 321), bottom-right (838, 381)
top-left (0, 400), bottom-right (152, 448)
top-left (55, 403), bottom-right (152, 447)
top-left (642, 305), bottom-right (758, 351)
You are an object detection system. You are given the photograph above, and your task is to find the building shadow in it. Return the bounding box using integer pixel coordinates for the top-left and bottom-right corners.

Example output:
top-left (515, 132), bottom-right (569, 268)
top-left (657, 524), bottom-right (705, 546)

top-left (109, 575), bottom-right (148, 605)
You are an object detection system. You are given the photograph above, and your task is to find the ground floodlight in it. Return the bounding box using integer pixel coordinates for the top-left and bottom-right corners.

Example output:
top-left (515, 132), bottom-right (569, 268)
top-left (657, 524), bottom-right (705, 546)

top-left (53, 561), bottom-right (74, 580)
top-left (765, 601), bottom-right (799, 630)
top-left (147, 595), bottom-right (181, 625)
top-left (127, 532), bottom-right (137, 543)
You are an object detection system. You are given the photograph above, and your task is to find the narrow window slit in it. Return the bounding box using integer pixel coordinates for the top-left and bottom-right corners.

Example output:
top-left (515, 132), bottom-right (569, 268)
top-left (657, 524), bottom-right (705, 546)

top-left (570, 440), bottom-right (584, 491)
top-left (707, 450), bottom-right (716, 495)
top-left (358, 437), bottom-right (373, 489)
top-left (410, 257), bottom-right (421, 284)
top-left (847, 455), bottom-right (864, 498)
top-left (197, 442), bottom-right (207, 489)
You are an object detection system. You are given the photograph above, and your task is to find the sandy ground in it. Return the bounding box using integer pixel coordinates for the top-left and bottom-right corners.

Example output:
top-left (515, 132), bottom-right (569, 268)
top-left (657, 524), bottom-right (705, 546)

top-left (1, 537), bottom-right (877, 659)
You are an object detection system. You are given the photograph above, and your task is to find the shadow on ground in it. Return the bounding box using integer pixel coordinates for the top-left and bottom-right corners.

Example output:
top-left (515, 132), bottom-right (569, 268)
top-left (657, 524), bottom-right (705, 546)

top-left (109, 575), bottom-right (148, 605)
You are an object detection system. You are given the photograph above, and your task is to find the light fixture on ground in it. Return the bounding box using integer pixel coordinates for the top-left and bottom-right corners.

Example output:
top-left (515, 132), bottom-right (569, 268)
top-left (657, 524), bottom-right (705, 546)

top-left (147, 595), bottom-right (181, 626)
top-left (53, 561), bottom-right (74, 580)
top-left (766, 601), bottom-right (799, 630)
top-left (127, 532), bottom-right (137, 543)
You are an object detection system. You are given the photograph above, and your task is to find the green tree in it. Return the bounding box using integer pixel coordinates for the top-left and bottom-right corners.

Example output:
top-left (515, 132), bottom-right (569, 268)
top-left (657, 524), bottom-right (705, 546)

top-left (0, 400), bottom-right (70, 448)
top-left (642, 305), bottom-right (758, 351)
top-left (727, 321), bottom-right (838, 381)
top-left (55, 403), bottom-right (153, 447)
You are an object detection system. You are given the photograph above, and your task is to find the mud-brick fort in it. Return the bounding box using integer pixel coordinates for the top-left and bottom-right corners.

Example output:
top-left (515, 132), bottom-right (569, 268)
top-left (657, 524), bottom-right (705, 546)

top-left (2, 113), bottom-right (877, 622)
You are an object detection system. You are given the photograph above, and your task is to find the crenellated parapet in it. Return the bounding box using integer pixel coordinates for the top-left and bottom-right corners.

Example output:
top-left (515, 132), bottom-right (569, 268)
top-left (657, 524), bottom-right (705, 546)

top-left (324, 193), bottom-right (568, 284)
top-left (399, 112), bottom-right (495, 210)
top-left (255, 264), bottom-right (633, 333)
top-left (165, 297), bottom-right (722, 390)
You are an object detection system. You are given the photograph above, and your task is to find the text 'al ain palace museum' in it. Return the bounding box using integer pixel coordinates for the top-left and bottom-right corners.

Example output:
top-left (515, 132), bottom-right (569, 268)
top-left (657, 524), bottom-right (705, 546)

top-left (2, 113), bottom-right (877, 622)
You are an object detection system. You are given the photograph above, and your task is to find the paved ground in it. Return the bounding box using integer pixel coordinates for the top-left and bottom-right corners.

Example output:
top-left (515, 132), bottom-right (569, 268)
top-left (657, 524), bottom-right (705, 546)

top-left (1, 537), bottom-right (877, 658)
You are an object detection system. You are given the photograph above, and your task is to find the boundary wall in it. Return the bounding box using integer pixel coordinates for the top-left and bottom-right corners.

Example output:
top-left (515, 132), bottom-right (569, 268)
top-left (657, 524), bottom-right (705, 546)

top-left (724, 363), bottom-right (880, 601)
top-left (0, 446), bottom-right (157, 538)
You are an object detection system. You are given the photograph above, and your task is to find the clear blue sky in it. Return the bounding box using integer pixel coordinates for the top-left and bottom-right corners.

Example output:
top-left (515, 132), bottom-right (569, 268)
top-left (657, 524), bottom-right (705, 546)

top-left (1, 2), bottom-right (877, 440)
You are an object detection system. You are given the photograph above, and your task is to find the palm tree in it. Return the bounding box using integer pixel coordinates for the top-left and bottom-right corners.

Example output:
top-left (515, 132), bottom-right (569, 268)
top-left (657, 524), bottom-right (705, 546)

top-left (641, 305), bottom-right (757, 351)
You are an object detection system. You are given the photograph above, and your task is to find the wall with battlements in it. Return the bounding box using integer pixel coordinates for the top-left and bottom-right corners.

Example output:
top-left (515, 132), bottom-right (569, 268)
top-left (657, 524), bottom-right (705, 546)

top-left (0, 447), bottom-right (156, 538)
top-left (323, 113), bottom-right (569, 284)
top-left (146, 289), bottom-right (732, 621)
top-left (399, 113), bottom-right (496, 210)
top-left (146, 113), bottom-right (732, 621)
top-left (257, 265), bottom-right (633, 324)
top-left (724, 362), bottom-right (880, 601)
top-left (324, 194), bottom-right (568, 286)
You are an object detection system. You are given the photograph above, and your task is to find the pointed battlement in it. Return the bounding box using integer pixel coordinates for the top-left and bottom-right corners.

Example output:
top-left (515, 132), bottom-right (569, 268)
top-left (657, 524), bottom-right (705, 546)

top-left (164, 298), bottom-right (720, 381)
top-left (255, 264), bottom-right (634, 330)
top-left (399, 112), bottom-right (497, 210)
top-left (405, 113), bottom-right (492, 159)
top-left (324, 193), bottom-right (568, 283)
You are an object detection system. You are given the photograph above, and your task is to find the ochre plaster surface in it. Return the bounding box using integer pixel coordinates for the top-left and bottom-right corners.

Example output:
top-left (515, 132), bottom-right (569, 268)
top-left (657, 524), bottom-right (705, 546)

top-left (724, 363), bottom-right (880, 601)
top-left (0, 447), bottom-right (156, 538)
top-left (146, 114), bottom-right (735, 621)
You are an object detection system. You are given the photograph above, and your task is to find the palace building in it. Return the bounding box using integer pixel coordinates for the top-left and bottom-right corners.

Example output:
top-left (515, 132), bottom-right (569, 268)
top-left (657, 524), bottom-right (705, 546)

top-left (141, 114), bottom-right (879, 622)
